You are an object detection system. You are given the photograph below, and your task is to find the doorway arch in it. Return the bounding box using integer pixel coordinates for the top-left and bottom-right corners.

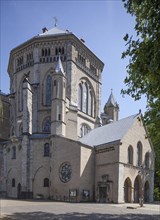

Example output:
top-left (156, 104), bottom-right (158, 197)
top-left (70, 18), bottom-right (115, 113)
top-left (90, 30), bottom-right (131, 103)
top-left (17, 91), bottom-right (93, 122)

top-left (134, 175), bottom-right (142, 203)
top-left (17, 183), bottom-right (21, 199)
top-left (124, 177), bottom-right (132, 203)
top-left (144, 181), bottom-right (150, 202)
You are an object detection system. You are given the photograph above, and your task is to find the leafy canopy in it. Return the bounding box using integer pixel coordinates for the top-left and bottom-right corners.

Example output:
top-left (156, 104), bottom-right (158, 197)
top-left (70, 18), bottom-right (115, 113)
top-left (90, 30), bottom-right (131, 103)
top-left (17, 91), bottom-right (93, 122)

top-left (122, 0), bottom-right (160, 199)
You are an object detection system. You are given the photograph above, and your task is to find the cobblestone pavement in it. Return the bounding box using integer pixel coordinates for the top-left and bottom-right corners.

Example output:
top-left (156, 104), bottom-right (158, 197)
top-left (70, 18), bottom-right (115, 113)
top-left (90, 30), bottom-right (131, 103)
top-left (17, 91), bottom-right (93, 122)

top-left (0, 199), bottom-right (160, 220)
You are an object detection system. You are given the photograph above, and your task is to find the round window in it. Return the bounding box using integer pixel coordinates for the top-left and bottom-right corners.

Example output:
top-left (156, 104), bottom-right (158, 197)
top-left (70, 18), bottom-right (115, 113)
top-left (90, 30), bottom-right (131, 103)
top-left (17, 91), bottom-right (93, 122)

top-left (59, 162), bottom-right (72, 183)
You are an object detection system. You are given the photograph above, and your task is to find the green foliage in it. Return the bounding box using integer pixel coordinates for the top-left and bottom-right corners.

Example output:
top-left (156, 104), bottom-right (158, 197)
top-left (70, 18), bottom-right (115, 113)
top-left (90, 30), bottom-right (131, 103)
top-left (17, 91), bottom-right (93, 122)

top-left (122, 0), bottom-right (160, 200)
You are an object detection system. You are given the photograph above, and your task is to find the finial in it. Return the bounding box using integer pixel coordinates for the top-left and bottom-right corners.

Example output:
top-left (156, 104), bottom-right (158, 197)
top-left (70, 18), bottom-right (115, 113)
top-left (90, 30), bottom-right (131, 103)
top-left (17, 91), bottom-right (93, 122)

top-left (111, 88), bottom-right (113, 93)
top-left (54, 17), bottom-right (58, 27)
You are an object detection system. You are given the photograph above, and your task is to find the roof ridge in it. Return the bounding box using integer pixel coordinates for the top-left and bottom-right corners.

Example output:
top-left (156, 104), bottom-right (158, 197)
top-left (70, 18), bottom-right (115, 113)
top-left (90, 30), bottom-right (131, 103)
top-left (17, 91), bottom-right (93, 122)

top-left (80, 113), bottom-right (140, 147)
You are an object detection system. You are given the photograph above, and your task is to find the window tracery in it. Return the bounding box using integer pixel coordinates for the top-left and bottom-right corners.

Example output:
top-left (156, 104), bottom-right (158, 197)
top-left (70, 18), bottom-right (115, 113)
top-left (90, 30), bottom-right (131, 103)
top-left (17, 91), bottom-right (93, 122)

top-left (80, 124), bottom-right (91, 137)
top-left (78, 80), bottom-right (94, 117)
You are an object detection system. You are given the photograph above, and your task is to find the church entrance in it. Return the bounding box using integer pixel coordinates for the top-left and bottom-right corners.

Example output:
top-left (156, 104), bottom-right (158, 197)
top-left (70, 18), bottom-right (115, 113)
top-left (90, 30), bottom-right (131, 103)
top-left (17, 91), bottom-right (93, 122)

top-left (17, 183), bottom-right (21, 199)
top-left (99, 187), bottom-right (107, 203)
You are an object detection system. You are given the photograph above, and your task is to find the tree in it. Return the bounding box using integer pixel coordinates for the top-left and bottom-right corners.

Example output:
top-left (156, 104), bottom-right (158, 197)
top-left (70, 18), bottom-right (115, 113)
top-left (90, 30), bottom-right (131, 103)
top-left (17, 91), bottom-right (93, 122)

top-left (121, 0), bottom-right (160, 200)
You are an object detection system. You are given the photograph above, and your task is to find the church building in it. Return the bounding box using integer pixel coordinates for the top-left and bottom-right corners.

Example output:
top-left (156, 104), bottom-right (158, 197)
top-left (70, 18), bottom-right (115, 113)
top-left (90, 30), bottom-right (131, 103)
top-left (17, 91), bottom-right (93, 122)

top-left (0, 23), bottom-right (154, 203)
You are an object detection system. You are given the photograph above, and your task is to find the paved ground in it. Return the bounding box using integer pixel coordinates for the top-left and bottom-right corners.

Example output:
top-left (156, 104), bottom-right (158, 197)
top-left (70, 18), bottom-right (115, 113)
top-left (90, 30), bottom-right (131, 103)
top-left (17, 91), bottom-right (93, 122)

top-left (0, 199), bottom-right (160, 220)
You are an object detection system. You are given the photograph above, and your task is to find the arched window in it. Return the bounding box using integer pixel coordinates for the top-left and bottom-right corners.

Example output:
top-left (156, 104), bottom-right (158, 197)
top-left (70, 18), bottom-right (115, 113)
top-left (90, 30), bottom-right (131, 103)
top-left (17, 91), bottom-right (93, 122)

top-left (78, 84), bottom-right (83, 111)
top-left (45, 49), bottom-right (47, 56)
top-left (88, 90), bottom-right (93, 116)
top-left (12, 146), bottom-right (16, 159)
top-left (44, 143), bottom-right (50, 157)
top-left (83, 83), bottom-right (88, 113)
top-left (78, 80), bottom-right (94, 117)
top-left (12, 178), bottom-right (15, 187)
top-left (42, 49), bottom-right (44, 56)
top-left (80, 124), bottom-right (91, 137)
top-left (137, 141), bottom-right (143, 166)
top-left (48, 48), bottom-right (50, 56)
top-left (145, 152), bottom-right (150, 168)
top-left (42, 117), bottom-right (51, 133)
top-left (43, 178), bottom-right (49, 187)
top-left (62, 47), bottom-right (64, 54)
top-left (128, 145), bottom-right (133, 165)
top-left (18, 82), bottom-right (23, 111)
top-left (55, 47), bottom-right (58, 55)
top-left (46, 75), bottom-right (52, 106)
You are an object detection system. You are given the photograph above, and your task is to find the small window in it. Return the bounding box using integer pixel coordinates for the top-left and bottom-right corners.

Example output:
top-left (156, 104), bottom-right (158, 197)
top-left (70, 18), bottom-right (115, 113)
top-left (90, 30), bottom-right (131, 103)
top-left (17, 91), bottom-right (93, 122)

top-left (58, 114), bottom-right (61, 121)
top-left (145, 152), bottom-right (150, 168)
top-left (12, 146), bottom-right (16, 159)
top-left (44, 178), bottom-right (49, 187)
top-left (44, 143), bottom-right (50, 157)
top-left (12, 178), bottom-right (15, 187)
top-left (128, 145), bottom-right (133, 165)
top-left (137, 141), bottom-right (143, 166)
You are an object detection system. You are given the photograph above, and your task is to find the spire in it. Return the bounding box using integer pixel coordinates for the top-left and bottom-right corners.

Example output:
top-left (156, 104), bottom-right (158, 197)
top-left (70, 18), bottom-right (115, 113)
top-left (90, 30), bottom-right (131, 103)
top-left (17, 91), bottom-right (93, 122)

top-left (102, 90), bottom-right (119, 124)
top-left (55, 54), bottom-right (65, 75)
top-left (105, 89), bottom-right (118, 108)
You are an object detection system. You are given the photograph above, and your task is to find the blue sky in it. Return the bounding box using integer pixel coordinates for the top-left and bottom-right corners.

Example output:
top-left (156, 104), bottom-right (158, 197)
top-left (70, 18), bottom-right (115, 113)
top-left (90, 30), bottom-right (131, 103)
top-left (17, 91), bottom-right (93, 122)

top-left (0, 0), bottom-right (147, 119)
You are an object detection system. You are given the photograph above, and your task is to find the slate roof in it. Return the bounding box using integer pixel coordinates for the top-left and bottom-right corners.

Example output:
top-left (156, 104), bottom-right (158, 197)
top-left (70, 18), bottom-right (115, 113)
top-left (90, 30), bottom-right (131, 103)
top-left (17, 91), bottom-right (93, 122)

top-left (80, 113), bottom-right (140, 147)
top-left (105, 91), bottom-right (119, 108)
top-left (39, 27), bottom-right (71, 36)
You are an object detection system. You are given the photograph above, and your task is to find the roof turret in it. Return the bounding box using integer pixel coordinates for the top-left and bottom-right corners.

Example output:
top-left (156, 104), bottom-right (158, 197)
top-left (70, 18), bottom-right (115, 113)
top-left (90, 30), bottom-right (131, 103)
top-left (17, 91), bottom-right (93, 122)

top-left (55, 54), bottom-right (65, 75)
top-left (105, 89), bottom-right (118, 108)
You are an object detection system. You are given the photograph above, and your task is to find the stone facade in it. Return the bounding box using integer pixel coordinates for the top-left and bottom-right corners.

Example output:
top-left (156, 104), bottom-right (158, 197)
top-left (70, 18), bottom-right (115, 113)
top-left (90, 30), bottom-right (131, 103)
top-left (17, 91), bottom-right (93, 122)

top-left (0, 25), bottom-right (154, 203)
top-left (0, 92), bottom-right (10, 141)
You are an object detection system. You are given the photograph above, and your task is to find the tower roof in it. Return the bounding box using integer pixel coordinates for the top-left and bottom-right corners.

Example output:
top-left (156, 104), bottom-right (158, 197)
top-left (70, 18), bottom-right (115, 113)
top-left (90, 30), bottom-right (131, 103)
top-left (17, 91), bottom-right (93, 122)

top-left (105, 90), bottom-right (118, 108)
top-left (39, 26), bottom-right (71, 37)
top-left (55, 54), bottom-right (65, 75)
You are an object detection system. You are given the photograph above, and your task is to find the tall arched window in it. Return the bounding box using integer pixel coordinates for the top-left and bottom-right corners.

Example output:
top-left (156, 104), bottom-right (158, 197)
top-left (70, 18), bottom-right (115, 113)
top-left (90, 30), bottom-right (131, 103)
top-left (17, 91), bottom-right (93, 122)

top-left (128, 145), bottom-right (133, 165)
top-left (88, 91), bottom-right (93, 116)
top-left (78, 84), bottom-right (83, 111)
top-left (137, 141), bottom-right (143, 166)
top-left (18, 82), bottom-right (23, 111)
top-left (46, 75), bottom-right (52, 106)
top-left (78, 80), bottom-right (95, 117)
top-left (42, 117), bottom-right (51, 133)
top-left (83, 83), bottom-right (88, 113)
top-left (145, 152), bottom-right (150, 168)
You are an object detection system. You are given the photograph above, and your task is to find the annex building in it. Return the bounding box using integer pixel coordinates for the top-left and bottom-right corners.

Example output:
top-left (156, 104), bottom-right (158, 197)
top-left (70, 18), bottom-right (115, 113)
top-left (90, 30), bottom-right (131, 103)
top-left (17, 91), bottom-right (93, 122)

top-left (0, 24), bottom-right (154, 203)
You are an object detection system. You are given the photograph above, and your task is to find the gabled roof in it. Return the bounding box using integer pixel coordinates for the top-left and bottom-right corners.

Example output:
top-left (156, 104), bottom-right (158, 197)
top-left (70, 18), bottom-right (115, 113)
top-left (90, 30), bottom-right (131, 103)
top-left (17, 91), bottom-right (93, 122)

top-left (80, 113), bottom-right (140, 147)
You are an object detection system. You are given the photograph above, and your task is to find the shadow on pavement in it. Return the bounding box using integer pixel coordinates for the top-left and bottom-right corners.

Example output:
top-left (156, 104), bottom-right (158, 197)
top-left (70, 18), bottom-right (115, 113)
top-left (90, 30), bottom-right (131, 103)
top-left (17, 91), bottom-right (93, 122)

top-left (2, 212), bottom-right (160, 220)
